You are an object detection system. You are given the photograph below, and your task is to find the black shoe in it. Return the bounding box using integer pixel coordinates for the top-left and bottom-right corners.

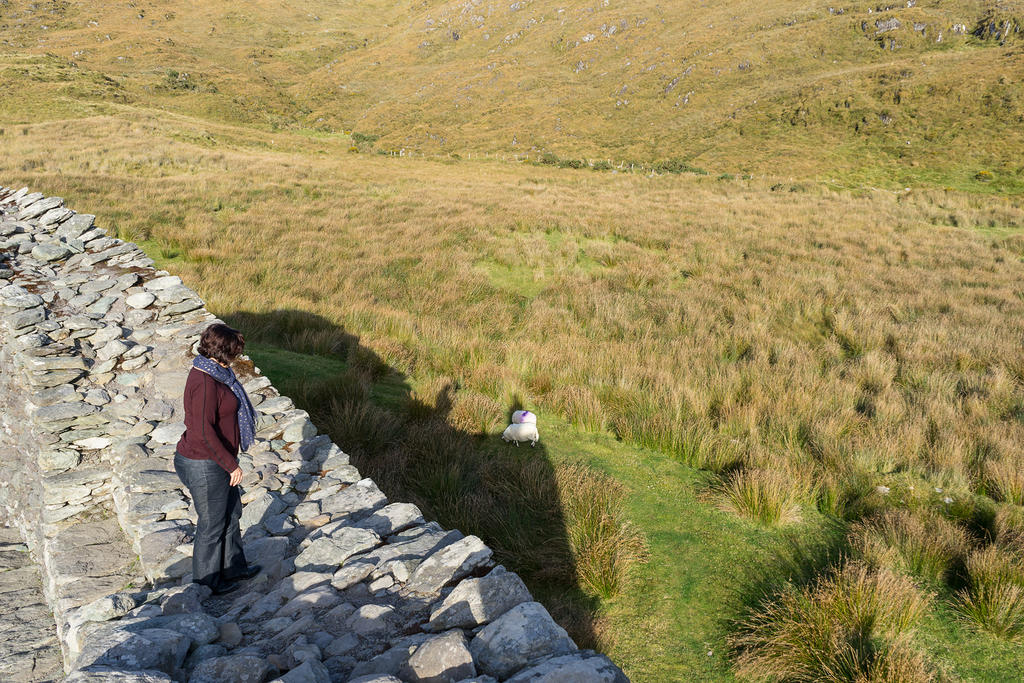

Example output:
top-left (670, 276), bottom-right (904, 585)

top-left (223, 564), bottom-right (262, 581)
top-left (210, 580), bottom-right (239, 596)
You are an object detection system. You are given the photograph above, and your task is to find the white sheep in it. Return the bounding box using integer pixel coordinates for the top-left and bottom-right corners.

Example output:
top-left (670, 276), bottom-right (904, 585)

top-left (502, 422), bottom-right (540, 447)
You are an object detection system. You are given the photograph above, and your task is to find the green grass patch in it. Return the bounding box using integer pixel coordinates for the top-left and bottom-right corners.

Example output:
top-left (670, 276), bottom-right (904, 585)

top-left (476, 260), bottom-right (546, 299)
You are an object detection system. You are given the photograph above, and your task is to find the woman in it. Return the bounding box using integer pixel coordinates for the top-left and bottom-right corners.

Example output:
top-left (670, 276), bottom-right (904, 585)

top-left (174, 323), bottom-right (261, 595)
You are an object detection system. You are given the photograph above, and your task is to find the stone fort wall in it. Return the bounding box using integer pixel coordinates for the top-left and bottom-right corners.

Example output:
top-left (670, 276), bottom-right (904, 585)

top-left (0, 185), bottom-right (628, 683)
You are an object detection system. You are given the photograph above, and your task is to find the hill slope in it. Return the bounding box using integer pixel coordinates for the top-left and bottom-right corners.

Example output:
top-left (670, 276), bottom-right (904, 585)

top-left (2, 0), bottom-right (1023, 187)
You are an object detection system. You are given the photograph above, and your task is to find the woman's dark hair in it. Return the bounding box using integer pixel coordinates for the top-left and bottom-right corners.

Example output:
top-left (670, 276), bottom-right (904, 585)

top-left (197, 323), bottom-right (245, 365)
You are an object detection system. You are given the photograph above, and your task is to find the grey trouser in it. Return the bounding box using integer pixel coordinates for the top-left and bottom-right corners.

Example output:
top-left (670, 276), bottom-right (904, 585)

top-left (173, 453), bottom-right (247, 587)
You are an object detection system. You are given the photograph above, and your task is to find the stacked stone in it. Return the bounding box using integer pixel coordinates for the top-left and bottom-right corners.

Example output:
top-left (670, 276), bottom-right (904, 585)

top-left (0, 185), bottom-right (628, 683)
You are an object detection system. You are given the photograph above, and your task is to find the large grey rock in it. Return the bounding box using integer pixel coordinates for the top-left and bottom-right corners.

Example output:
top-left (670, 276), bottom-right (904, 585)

top-left (331, 559), bottom-right (377, 591)
top-left (119, 469), bottom-right (181, 493)
top-left (32, 242), bottom-right (71, 262)
top-left (218, 622), bottom-right (243, 648)
top-left (18, 351), bottom-right (87, 371)
top-left (97, 339), bottom-right (131, 361)
top-left (131, 613), bottom-right (220, 647)
top-left (275, 585), bottom-right (340, 619)
top-left (5, 292), bottom-right (44, 308)
top-left (188, 654), bottom-right (273, 683)
top-left (30, 382), bottom-right (78, 406)
top-left (86, 295), bottom-right (119, 316)
top-left (161, 583), bottom-right (212, 615)
top-left (354, 503), bottom-right (424, 537)
top-left (149, 422), bottom-right (187, 445)
top-left (20, 195), bottom-right (63, 219)
top-left (144, 275), bottom-right (183, 290)
top-left (346, 604), bottom-right (397, 636)
top-left (278, 571), bottom-right (333, 598)
top-left (330, 524), bottom-right (461, 591)
top-left (185, 644), bottom-right (228, 670)
top-left (320, 450), bottom-right (350, 473)
top-left (243, 375), bottom-right (272, 392)
top-left (29, 367), bottom-right (86, 387)
top-left (406, 536), bottom-right (493, 595)
top-left (407, 630), bottom-right (476, 683)
top-left (162, 299), bottom-right (204, 316)
top-left (505, 652), bottom-right (628, 683)
top-left (66, 666), bottom-right (174, 682)
top-left (318, 478), bottom-right (387, 520)
top-left (349, 635), bottom-right (430, 679)
top-left (9, 305), bottom-right (45, 329)
top-left (282, 416), bottom-right (316, 443)
top-left (38, 206), bottom-right (73, 225)
top-left (39, 448), bottom-right (81, 471)
top-left (80, 277), bottom-right (117, 294)
top-left (56, 213), bottom-right (95, 239)
top-left (127, 291), bottom-right (157, 309)
top-left (273, 659), bottom-right (331, 683)
top-left (258, 396), bottom-right (294, 414)
top-left (75, 627), bottom-right (190, 675)
top-left (427, 566), bottom-right (532, 631)
top-left (71, 592), bottom-right (144, 627)
top-left (153, 284), bottom-right (195, 303)
top-left (90, 324), bottom-right (125, 345)
top-left (32, 401), bottom-right (98, 423)
top-left (240, 490), bottom-right (286, 530)
top-left (241, 536), bottom-right (290, 574)
top-left (15, 190), bottom-right (45, 206)
top-left (294, 528), bottom-right (381, 572)
top-left (469, 603), bottom-right (576, 680)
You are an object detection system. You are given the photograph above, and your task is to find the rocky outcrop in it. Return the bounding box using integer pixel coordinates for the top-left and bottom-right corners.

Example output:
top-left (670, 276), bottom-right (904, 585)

top-left (0, 184), bottom-right (628, 682)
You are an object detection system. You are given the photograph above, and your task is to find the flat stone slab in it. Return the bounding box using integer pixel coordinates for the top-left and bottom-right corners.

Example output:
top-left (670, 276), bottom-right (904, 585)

top-left (0, 528), bottom-right (63, 683)
top-left (470, 602), bottom-right (577, 680)
top-left (505, 651), bottom-right (630, 682)
top-left (427, 566), bottom-right (533, 632)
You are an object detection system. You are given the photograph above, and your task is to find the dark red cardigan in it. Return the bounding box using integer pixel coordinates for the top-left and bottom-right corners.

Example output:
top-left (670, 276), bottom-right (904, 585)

top-left (176, 367), bottom-right (240, 473)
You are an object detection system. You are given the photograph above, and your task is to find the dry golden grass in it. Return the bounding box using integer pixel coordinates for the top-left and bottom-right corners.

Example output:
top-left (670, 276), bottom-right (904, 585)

top-left (718, 468), bottom-right (807, 527)
top-left (556, 462), bottom-right (648, 599)
top-left (851, 509), bottom-right (971, 585)
top-left (4, 112), bottom-right (1023, 509)
top-left (993, 505), bottom-right (1024, 556)
top-left (955, 546), bottom-right (1024, 640)
top-left (3, 0), bottom-right (1022, 189)
top-left (732, 562), bottom-right (935, 682)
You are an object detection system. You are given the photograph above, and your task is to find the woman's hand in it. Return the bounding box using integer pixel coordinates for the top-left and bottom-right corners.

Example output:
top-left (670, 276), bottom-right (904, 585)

top-left (229, 467), bottom-right (243, 487)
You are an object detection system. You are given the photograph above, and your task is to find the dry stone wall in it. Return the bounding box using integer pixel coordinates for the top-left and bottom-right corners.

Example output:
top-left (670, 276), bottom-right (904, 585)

top-left (0, 185), bottom-right (628, 683)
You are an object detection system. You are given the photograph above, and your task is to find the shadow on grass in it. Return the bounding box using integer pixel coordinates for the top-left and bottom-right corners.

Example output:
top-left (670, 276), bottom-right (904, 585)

top-left (223, 309), bottom-right (603, 649)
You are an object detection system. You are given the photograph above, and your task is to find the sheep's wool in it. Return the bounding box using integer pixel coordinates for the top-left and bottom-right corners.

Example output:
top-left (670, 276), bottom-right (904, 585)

top-left (502, 422), bottom-right (540, 446)
top-left (511, 410), bottom-right (537, 425)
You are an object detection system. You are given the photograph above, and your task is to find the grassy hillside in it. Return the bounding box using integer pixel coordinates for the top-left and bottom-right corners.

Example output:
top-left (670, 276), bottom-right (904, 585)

top-left (2, 0), bottom-right (1023, 188)
top-left (4, 0), bottom-right (1024, 680)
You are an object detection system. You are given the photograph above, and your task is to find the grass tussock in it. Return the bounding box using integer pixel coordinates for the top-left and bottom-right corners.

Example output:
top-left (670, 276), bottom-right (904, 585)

top-left (993, 505), bottom-right (1024, 556)
top-left (732, 562), bottom-right (935, 682)
top-left (556, 463), bottom-right (649, 599)
top-left (719, 468), bottom-right (806, 527)
top-left (983, 453), bottom-right (1024, 505)
top-left (851, 510), bottom-right (971, 585)
top-left (955, 546), bottom-right (1024, 640)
